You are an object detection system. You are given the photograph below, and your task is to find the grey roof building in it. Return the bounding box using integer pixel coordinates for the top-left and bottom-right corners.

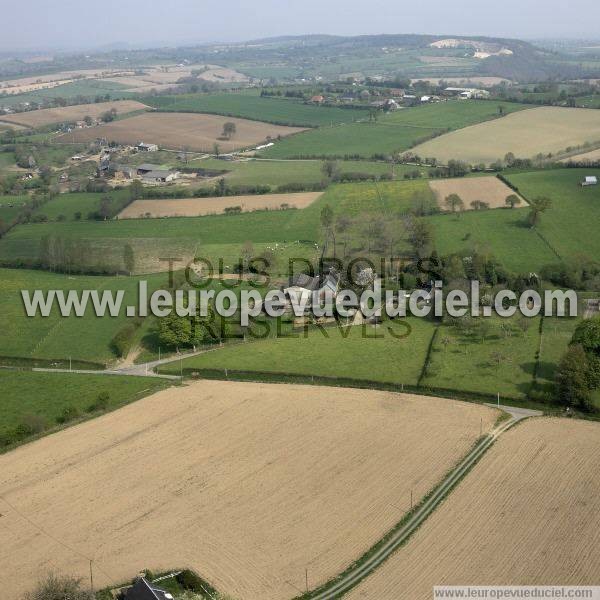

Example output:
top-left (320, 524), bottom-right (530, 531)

top-left (125, 577), bottom-right (173, 600)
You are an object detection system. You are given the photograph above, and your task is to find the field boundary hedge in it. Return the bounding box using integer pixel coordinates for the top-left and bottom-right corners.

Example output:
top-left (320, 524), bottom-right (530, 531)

top-left (0, 355), bottom-right (105, 370)
top-left (166, 366), bottom-right (549, 411)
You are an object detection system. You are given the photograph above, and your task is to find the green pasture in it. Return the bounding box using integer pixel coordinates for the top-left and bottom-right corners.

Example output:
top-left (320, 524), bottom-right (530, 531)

top-left (0, 370), bottom-right (167, 444)
top-left (425, 208), bottom-right (557, 273)
top-left (191, 157), bottom-right (400, 188)
top-left (0, 194), bottom-right (28, 223)
top-left (422, 316), bottom-right (541, 399)
top-left (0, 268), bottom-right (169, 364)
top-left (505, 169), bottom-right (600, 262)
top-left (35, 189), bottom-right (130, 221)
top-left (159, 316), bottom-right (436, 386)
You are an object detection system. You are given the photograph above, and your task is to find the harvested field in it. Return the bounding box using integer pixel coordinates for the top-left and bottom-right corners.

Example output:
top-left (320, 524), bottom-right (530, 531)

top-left (118, 192), bottom-right (323, 218)
top-left (105, 65), bottom-right (247, 89)
top-left (1, 100), bottom-right (149, 128)
top-left (410, 106), bottom-right (600, 164)
top-left (0, 381), bottom-right (498, 600)
top-left (429, 176), bottom-right (525, 210)
top-left (0, 69), bottom-right (129, 88)
top-left (347, 417), bottom-right (600, 599)
top-left (0, 78), bottom-right (75, 95)
top-left (560, 147), bottom-right (600, 163)
top-left (410, 76), bottom-right (512, 85)
top-left (60, 112), bottom-right (307, 152)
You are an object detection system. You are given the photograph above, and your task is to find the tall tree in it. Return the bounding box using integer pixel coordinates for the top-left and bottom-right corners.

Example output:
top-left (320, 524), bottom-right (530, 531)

top-left (444, 193), bottom-right (464, 214)
top-left (556, 344), bottom-right (593, 411)
top-left (527, 196), bottom-right (552, 227)
top-left (222, 122), bottom-right (237, 139)
top-left (123, 244), bottom-right (135, 276)
top-left (320, 205), bottom-right (336, 257)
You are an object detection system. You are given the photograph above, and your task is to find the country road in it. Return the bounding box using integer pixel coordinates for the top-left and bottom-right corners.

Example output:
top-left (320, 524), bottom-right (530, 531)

top-left (303, 405), bottom-right (542, 600)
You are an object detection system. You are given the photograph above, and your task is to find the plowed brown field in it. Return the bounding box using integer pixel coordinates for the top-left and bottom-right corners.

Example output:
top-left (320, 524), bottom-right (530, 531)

top-left (0, 381), bottom-right (497, 599)
top-left (60, 112), bottom-right (307, 152)
top-left (118, 192), bottom-right (323, 218)
top-left (429, 176), bottom-right (526, 210)
top-left (347, 417), bottom-right (600, 600)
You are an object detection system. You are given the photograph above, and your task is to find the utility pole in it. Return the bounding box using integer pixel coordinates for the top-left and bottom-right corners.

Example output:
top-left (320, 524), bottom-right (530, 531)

top-left (410, 489), bottom-right (413, 510)
top-left (89, 560), bottom-right (94, 594)
top-left (305, 568), bottom-right (308, 593)
top-left (497, 392), bottom-right (500, 408)
top-left (69, 356), bottom-right (72, 372)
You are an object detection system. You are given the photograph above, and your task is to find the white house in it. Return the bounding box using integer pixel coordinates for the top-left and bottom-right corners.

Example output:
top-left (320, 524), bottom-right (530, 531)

top-left (137, 142), bottom-right (159, 152)
top-left (582, 176), bottom-right (598, 186)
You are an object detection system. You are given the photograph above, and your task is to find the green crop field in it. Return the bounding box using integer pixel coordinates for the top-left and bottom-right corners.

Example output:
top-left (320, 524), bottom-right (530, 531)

top-left (35, 189), bottom-right (130, 221)
top-left (422, 316), bottom-right (541, 399)
top-left (159, 316), bottom-right (436, 386)
top-left (0, 268), bottom-right (169, 364)
top-left (0, 370), bottom-right (168, 446)
top-left (144, 93), bottom-right (368, 126)
top-left (260, 100), bottom-right (526, 159)
top-left (505, 169), bottom-right (600, 262)
top-left (321, 179), bottom-right (434, 217)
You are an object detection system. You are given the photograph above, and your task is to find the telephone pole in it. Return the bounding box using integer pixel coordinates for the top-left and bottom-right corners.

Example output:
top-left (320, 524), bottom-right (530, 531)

top-left (89, 560), bottom-right (94, 594)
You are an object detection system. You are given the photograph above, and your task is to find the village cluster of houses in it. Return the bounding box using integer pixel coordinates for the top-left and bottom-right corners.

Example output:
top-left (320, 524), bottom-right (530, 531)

top-left (308, 86), bottom-right (490, 111)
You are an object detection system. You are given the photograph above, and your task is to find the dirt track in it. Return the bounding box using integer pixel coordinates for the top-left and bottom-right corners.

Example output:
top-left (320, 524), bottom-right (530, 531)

top-left (61, 112), bottom-right (307, 152)
top-left (0, 381), bottom-right (497, 599)
top-left (118, 192), bottom-right (323, 218)
top-left (1, 100), bottom-right (149, 128)
top-left (347, 417), bottom-right (600, 599)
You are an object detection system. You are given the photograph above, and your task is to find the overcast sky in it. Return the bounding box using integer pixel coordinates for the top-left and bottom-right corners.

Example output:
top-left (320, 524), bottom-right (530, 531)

top-left (1, 0), bottom-right (600, 51)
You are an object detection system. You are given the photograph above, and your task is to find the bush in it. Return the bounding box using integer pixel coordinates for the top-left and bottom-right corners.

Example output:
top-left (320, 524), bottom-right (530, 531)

top-left (110, 323), bottom-right (137, 358)
top-left (56, 405), bottom-right (80, 424)
top-left (24, 572), bottom-right (94, 600)
top-left (176, 569), bottom-right (217, 596)
top-left (17, 413), bottom-right (47, 436)
top-left (87, 392), bottom-right (110, 413)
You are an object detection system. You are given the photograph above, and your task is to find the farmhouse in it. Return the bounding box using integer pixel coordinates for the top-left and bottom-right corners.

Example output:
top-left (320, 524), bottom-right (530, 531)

top-left (137, 142), bottom-right (159, 152)
top-left (444, 87), bottom-right (491, 99)
top-left (284, 268), bottom-right (341, 312)
top-left (582, 175), bottom-right (598, 186)
top-left (310, 95), bottom-right (325, 104)
top-left (141, 169), bottom-right (179, 184)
